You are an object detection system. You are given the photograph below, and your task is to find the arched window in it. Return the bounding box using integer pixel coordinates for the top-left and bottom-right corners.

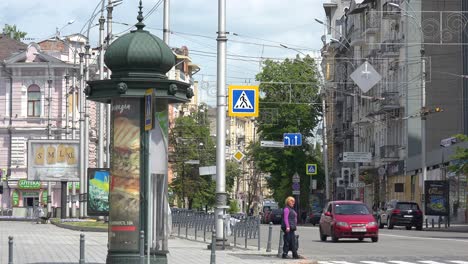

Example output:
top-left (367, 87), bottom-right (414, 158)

top-left (27, 84), bottom-right (41, 117)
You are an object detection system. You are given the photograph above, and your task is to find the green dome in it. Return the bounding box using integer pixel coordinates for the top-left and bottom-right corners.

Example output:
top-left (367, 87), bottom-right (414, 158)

top-left (104, 28), bottom-right (175, 79)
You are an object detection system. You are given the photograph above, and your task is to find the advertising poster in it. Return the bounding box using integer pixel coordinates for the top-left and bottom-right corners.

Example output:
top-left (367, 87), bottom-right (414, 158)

top-left (87, 168), bottom-right (110, 216)
top-left (109, 98), bottom-right (141, 251)
top-left (27, 140), bottom-right (79, 181)
top-left (425, 180), bottom-right (449, 216)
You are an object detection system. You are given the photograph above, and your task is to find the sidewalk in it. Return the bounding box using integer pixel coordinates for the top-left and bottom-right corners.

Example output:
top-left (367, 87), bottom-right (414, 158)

top-left (424, 223), bottom-right (468, 232)
top-left (168, 236), bottom-right (316, 264)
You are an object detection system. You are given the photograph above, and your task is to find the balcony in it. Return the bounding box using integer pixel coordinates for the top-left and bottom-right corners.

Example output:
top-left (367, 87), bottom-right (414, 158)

top-left (365, 10), bottom-right (380, 35)
top-left (380, 145), bottom-right (400, 162)
top-left (381, 41), bottom-right (400, 57)
top-left (382, 0), bottom-right (401, 19)
top-left (379, 92), bottom-right (401, 112)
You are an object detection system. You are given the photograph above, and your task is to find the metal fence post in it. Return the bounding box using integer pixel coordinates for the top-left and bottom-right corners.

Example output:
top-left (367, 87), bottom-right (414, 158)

top-left (140, 230), bottom-right (145, 264)
top-left (257, 217), bottom-right (261, 251)
top-left (432, 218), bottom-right (434, 228)
top-left (203, 217), bottom-right (207, 242)
top-left (8, 236), bottom-right (13, 264)
top-left (245, 220), bottom-right (248, 249)
top-left (222, 216), bottom-right (226, 250)
top-left (425, 218), bottom-right (428, 228)
top-left (233, 224), bottom-right (237, 247)
top-left (266, 222), bottom-right (273, 252)
top-left (79, 233), bottom-right (85, 264)
top-left (210, 229), bottom-right (216, 264)
top-left (277, 230), bottom-right (284, 258)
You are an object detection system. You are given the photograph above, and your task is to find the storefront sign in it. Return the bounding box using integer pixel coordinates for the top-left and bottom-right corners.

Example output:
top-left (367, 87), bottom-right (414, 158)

top-left (18, 179), bottom-right (41, 190)
top-left (27, 140), bottom-right (79, 181)
top-left (425, 180), bottom-right (449, 216)
top-left (87, 168), bottom-right (110, 216)
top-left (109, 98), bottom-right (141, 251)
top-left (42, 190), bottom-right (48, 205)
top-left (12, 190), bottom-right (19, 207)
top-left (22, 192), bottom-right (39, 197)
top-left (68, 182), bottom-right (80, 190)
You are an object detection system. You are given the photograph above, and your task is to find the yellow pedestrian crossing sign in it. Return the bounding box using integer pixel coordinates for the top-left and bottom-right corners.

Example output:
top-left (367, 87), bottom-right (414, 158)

top-left (228, 85), bottom-right (259, 117)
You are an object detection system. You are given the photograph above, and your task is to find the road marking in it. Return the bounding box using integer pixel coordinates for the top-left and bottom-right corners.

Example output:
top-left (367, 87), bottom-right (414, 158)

top-left (318, 262), bottom-right (335, 264)
top-left (361, 261), bottom-right (388, 264)
top-left (419, 261), bottom-right (449, 264)
top-left (389, 261), bottom-right (418, 264)
top-left (450, 262), bottom-right (468, 264)
top-left (331, 262), bottom-right (357, 264)
top-left (380, 233), bottom-right (468, 243)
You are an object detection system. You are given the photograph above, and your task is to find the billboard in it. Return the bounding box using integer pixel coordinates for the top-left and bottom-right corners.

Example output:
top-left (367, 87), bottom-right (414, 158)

top-left (87, 168), bottom-right (110, 216)
top-left (109, 98), bottom-right (141, 252)
top-left (28, 140), bottom-right (79, 181)
top-left (425, 180), bottom-right (449, 216)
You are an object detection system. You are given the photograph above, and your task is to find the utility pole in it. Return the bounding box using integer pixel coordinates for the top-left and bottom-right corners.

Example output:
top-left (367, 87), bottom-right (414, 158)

top-left (65, 73), bottom-right (70, 218)
top-left (163, 0), bottom-right (170, 45)
top-left (322, 92), bottom-right (330, 202)
top-left (83, 43), bottom-right (91, 217)
top-left (97, 1), bottom-right (105, 169)
top-left (215, 0), bottom-right (227, 242)
top-left (47, 69), bottom-right (53, 214)
top-left (421, 48), bottom-right (427, 215)
top-left (71, 67), bottom-right (77, 218)
top-left (106, 0), bottom-right (114, 168)
top-left (79, 52), bottom-right (85, 218)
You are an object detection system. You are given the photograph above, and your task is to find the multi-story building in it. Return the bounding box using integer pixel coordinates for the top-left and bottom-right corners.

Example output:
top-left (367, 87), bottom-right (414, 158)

top-left (0, 34), bottom-right (79, 216)
top-left (321, 0), bottom-right (468, 222)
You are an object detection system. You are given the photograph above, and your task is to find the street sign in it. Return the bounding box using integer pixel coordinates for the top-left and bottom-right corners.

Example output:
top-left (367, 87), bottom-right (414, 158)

top-left (233, 150), bottom-right (245, 162)
top-left (144, 89), bottom-right (153, 131)
top-left (260, 140), bottom-right (284, 148)
top-left (283, 133), bottom-right (302, 147)
top-left (348, 182), bottom-right (365, 188)
top-left (311, 179), bottom-right (317, 190)
top-left (342, 152), bottom-right (372, 163)
top-left (292, 172), bottom-right (300, 183)
top-left (306, 164), bottom-right (318, 175)
top-left (292, 190), bottom-right (300, 195)
top-left (292, 182), bottom-right (300, 191)
top-left (350, 61), bottom-right (382, 93)
top-left (199, 166), bottom-right (216, 176)
top-left (228, 85), bottom-right (259, 117)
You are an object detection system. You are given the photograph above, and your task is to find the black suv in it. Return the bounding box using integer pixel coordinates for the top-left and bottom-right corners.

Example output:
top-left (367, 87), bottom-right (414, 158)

top-left (377, 201), bottom-right (423, 230)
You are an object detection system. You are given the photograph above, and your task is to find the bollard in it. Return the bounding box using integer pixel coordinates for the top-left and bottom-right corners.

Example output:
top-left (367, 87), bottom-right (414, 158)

top-left (139, 230), bottom-right (145, 264)
top-left (195, 218), bottom-right (198, 241)
top-left (178, 220), bottom-right (181, 237)
top-left (186, 218), bottom-right (189, 238)
top-left (425, 218), bottom-right (428, 228)
top-left (266, 222), bottom-right (273, 252)
top-left (257, 217), bottom-right (261, 251)
top-left (210, 229), bottom-right (216, 264)
top-left (245, 223), bottom-right (248, 249)
top-left (438, 217), bottom-right (441, 228)
top-left (223, 217), bottom-right (226, 250)
top-left (432, 218), bottom-right (434, 228)
top-left (204, 220), bottom-right (207, 242)
top-left (233, 224), bottom-right (237, 247)
top-left (277, 230), bottom-right (284, 258)
top-left (8, 236), bottom-right (13, 264)
top-left (79, 233), bottom-right (85, 264)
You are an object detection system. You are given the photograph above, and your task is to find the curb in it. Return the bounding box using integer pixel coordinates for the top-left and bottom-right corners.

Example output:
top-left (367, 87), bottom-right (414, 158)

top-left (51, 221), bottom-right (107, 232)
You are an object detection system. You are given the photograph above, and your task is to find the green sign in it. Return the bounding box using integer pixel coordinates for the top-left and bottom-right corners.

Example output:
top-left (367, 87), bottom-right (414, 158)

top-left (12, 190), bottom-right (19, 207)
top-left (42, 190), bottom-right (48, 205)
top-left (18, 179), bottom-right (41, 190)
top-left (67, 182), bottom-right (80, 190)
top-left (22, 192), bottom-right (39, 197)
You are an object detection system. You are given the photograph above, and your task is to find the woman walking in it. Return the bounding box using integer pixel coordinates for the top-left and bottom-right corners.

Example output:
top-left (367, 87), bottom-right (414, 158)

top-left (281, 196), bottom-right (299, 259)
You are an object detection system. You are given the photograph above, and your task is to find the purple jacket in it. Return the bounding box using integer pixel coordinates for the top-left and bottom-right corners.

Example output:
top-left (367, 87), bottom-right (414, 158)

top-left (282, 206), bottom-right (297, 230)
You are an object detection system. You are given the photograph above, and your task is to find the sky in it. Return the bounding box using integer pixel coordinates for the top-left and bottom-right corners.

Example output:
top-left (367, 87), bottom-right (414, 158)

top-left (1, 0), bottom-right (327, 105)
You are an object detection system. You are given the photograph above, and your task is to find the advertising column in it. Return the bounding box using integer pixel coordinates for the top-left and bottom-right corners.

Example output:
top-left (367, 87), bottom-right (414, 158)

top-left (109, 98), bottom-right (141, 252)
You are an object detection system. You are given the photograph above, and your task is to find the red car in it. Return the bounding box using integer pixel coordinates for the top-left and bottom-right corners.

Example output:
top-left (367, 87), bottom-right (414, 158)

top-left (319, 200), bottom-right (378, 243)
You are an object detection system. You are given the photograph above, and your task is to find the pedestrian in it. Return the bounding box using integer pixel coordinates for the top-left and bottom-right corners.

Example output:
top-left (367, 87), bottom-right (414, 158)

top-left (281, 196), bottom-right (299, 259)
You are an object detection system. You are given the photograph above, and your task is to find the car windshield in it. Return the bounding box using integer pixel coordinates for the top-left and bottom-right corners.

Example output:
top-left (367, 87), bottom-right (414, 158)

top-left (396, 203), bottom-right (419, 210)
top-left (334, 204), bottom-right (370, 215)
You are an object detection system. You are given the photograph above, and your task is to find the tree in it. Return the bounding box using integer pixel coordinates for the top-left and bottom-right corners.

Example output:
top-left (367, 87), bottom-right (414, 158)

top-left (449, 134), bottom-right (468, 174)
top-left (250, 56), bottom-right (323, 208)
top-left (2, 24), bottom-right (27, 41)
top-left (169, 109), bottom-right (215, 210)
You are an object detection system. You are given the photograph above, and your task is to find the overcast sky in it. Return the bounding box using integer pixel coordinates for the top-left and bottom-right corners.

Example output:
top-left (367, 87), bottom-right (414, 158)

top-left (1, 0), bottom-right (327, 105)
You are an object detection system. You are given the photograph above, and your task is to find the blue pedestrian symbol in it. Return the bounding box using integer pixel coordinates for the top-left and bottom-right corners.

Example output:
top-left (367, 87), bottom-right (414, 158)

top-left (228, 85), bottom-right (259, 117)
top-left (306, 164), bottom-right (317, 175)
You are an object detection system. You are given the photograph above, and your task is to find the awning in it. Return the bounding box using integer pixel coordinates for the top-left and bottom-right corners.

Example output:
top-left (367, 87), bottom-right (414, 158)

top-left (348, 3), bottom-right (369, 14)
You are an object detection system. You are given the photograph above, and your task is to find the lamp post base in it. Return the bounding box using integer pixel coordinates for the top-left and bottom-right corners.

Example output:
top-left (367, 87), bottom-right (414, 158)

top-left (106, 251), bottom-right (168, 264)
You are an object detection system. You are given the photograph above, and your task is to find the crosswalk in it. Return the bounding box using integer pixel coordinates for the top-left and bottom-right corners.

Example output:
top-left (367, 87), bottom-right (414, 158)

top-left (318, 261), bottom-right (468, 264)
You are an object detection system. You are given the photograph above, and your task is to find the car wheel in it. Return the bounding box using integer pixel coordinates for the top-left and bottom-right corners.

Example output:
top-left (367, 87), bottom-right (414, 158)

top-left (378, 217), bottom-right (384, 229)
top-left (358, 238), bottom-right (364, 241)
top-left (387, 217), bottom-right (394, 229)
top-left (331, 228), bottom-right (339, 243)
top-left (371, 236), bottom-right (378, 243)
top-left (406, 226), bottom-right (412, 230)
top-left (416, 225), bottom-right (423, 231)
top-left (319, 227), bottom-right (327, 241)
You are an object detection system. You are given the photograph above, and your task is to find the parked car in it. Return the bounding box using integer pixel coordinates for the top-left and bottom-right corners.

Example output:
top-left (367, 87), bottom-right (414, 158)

top-left (319, 200), bottom-right (378, 242)
top-left (377, 200), bottom-right (423, 230)
top-left (269, 209), bottom-right (283, 224)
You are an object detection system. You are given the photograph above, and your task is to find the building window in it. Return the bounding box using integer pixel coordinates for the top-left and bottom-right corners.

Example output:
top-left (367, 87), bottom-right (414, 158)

top-left (27, 84), bottom-right (41, 117)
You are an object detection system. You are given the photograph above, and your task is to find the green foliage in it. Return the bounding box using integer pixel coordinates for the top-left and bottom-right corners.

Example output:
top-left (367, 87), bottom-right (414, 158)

top-left (169, 108), bottom-right (216, 210)
top-left (449, 134), bottom-right (468, 174)
top-left (228, 200), bottom-right (240, 214)
top-left (2, 24), bottom-right (27, 40)
top-left (250, 56), bottom-right (323, 208)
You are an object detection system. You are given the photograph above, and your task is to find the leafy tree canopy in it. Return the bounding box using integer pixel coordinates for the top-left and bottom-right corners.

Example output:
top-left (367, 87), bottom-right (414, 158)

top-left (2, 24), bottom-right (27, 41)
top-left (449, 134), bottom-right (468, 175)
